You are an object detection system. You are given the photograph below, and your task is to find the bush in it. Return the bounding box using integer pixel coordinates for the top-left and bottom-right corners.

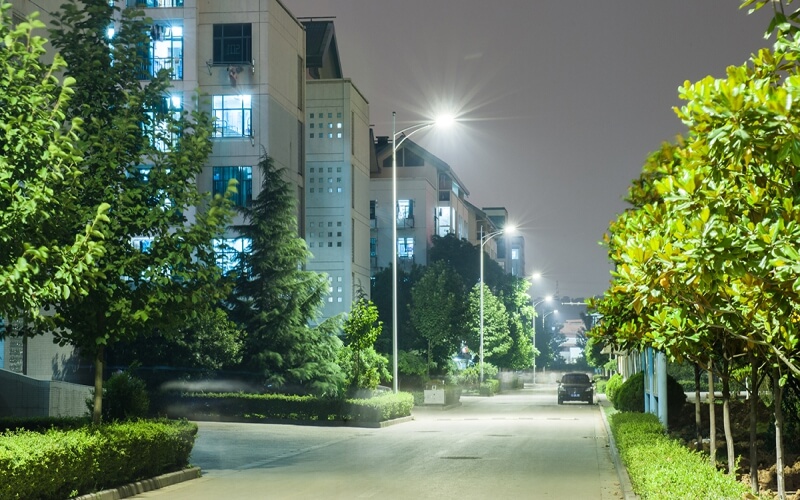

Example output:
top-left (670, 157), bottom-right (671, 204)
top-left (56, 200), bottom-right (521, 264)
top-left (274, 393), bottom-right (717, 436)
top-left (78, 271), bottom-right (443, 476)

top-left (0, 419), bottom-right (196, 500)
top-left (613, 372), bottom-right (687, 420)
top-left (609, 412), bottom-right (747, 499)
top-left (605, 373), bottom-right (624, 405)
top-left (167, 391), bottom-right (414, 423)
top-left (90, 370), bottom-right (150, 421)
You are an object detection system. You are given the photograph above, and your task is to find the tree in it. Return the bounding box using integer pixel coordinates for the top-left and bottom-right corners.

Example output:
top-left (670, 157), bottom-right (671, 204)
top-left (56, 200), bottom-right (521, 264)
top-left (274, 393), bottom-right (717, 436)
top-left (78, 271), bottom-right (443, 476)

top-left (464, 283), bottom-right (512, 367)
top-left (411, 261), bottom-right (466, 374)
top-left (231, 151), bottom-right (343, 396)
top-left (44, 0), bottom-right (234, 424)
top-left (339, 292), bottom-right (389, 392)
top-left (0, 3), bottom-right (108, 327)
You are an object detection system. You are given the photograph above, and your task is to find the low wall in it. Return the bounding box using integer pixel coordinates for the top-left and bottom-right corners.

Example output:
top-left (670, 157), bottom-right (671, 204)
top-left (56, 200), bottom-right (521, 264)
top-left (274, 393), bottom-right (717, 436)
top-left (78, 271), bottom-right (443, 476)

top-left (0, 369), bottom-right (91, 417)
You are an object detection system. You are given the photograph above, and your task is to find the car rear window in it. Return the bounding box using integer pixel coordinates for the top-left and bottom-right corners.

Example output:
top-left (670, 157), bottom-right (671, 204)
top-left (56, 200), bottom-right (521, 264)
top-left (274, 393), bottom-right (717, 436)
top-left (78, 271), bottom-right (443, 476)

top-left (563, 374), bottom-right (589, 384)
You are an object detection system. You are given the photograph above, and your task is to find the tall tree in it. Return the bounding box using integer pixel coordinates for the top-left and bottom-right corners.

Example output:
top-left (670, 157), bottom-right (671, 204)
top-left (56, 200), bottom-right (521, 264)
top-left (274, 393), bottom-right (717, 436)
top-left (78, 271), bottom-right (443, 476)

top-left (0, 3), bottom-right (108, 327)
top-left (464, 283), bottom-right (512, 367)
top-left (411, 260), bottom-right (466, 374)
top-left (231, 152), bottom-right (343, 396)
top-left (44, 0), bottom-right (233, 424)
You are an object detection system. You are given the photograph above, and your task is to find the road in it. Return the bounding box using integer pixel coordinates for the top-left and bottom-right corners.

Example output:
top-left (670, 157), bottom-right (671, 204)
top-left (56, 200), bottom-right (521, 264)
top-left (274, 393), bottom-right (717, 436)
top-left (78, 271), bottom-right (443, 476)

top-left (131, 387), bottom-right (623, 499)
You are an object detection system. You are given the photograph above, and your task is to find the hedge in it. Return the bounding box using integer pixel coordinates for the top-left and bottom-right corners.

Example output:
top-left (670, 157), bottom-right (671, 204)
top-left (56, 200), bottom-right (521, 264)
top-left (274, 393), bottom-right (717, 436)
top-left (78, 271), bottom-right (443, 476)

top-left (609, 412), bottom-right (747, 499)
top-left (0, 419), bottom-right (197, 500)
top-left (167, 391), bottom-right (414, 423)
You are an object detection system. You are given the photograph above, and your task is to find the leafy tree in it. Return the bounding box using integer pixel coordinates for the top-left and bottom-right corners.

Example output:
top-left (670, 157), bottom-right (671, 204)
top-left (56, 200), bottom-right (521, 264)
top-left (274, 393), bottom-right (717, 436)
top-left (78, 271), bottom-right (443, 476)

top-left (339, 292), bottom-right (389, 392)
top-left (0, 3), bottom-right (108, 327)
top-left (411, 261), bottom-right (466, 374)
top-left (43, 0), bottom-right (233, 424)
top-left (464, 283), bottom-right (511, 368)
top-left (231, 152), bottom-right (343, 396)
top-left (107, 305), bottom-right (243, 386)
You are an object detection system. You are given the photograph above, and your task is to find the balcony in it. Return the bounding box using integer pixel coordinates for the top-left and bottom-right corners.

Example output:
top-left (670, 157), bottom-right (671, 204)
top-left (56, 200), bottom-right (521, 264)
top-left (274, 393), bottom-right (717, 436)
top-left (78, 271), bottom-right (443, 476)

top-left (396, 216), bottom-right (414, 229)
top-left (138, 56), bottom-right (183, 81)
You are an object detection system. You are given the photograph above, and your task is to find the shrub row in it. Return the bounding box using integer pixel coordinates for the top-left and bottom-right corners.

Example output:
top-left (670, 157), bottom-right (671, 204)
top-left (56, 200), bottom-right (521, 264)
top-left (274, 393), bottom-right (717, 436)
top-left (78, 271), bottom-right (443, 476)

top-left (0, 419), bottom-right (197, 500)
top-left (167, 391), bottom-right (414, 423)
top-left (609, 412), bottom-right (747, 499)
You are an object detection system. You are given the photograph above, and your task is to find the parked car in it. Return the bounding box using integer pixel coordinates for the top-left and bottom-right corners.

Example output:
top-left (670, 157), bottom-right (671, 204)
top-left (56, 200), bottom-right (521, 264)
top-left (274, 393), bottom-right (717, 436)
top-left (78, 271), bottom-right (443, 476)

top-left (557, 372), bottom-right (594, 404)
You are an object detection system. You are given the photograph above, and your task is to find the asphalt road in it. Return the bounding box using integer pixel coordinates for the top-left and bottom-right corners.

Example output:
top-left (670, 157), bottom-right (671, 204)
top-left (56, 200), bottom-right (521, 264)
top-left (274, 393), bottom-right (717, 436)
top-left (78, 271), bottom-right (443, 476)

top-left (131, 386), bottom-right (623, 499)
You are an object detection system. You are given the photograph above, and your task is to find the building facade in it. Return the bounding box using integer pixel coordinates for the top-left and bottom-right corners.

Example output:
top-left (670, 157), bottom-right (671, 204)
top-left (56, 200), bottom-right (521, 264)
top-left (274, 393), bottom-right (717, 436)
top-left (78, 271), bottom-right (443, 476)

top-left (369, 136), bottom-right (473, 275)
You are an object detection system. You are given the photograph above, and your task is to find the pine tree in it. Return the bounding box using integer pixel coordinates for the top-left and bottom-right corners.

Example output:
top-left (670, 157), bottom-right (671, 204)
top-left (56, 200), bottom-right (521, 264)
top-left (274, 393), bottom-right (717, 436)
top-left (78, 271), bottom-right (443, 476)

top-left (232, 152), bottom-right (343, 396)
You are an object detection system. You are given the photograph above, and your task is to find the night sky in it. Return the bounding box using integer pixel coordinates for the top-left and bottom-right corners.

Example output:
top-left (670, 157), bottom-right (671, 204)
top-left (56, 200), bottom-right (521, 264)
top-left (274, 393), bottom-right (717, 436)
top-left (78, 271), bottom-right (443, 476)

top-left (287, 0), bottom-right (775, 299)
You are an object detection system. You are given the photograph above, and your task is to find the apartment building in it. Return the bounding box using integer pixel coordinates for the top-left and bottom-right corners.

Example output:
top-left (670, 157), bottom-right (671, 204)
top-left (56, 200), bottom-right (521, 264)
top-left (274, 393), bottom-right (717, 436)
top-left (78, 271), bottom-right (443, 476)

top-left (302, 19), bottom-right (372, 322)
top-left (369, 136), bottom-right (473, 274)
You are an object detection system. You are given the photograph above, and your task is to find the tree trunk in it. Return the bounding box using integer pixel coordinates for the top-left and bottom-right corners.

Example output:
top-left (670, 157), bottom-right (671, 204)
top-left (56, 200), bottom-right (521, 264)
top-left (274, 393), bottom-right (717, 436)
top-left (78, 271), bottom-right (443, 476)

top-left (92, 346), bottom-right (104, 426)
top-left (694, 363), bottom-right (702, 453)
top-left (708, 361), bottom-right (717, 465)
top-left (749, 351), bottom-right (759, 494)
top-left (774, 370), bottom-right (786, 500)
top-left (721, 361), bottom-right (734, 475)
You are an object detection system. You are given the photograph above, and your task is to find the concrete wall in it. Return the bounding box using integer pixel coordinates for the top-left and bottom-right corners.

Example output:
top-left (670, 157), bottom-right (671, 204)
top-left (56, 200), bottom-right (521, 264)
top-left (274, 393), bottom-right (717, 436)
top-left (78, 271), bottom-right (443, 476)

top-left (0, 369), bottom-right (91, 418)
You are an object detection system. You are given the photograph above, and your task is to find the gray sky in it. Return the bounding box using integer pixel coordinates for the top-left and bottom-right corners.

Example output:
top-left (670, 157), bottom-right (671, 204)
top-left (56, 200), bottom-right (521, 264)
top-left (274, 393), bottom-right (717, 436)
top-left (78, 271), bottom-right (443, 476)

top-left (286, 0), bottom-right (775, 299)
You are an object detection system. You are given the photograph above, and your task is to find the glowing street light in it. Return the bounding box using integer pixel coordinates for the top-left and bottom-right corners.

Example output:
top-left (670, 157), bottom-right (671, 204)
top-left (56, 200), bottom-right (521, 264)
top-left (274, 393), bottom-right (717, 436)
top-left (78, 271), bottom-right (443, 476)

top-left (478, 223), bottom-right (515, 385)
top-left (531, 294), bottom-right (553, 385)
top-left (391, 112), bottom-right (454, 393)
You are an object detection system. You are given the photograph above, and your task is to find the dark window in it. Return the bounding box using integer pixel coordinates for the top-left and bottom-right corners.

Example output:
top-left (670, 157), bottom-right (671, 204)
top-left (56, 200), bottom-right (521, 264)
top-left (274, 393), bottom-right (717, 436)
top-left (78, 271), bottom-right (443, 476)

top-left (213, 166), bottom-right (252, 207)
top-left (213, 23), bottom-right (252, 64)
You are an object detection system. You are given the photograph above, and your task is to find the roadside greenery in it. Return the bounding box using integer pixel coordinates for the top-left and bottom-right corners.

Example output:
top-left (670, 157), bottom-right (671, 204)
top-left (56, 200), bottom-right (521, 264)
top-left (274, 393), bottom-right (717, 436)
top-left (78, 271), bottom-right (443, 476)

top-left (167, 391), bottom-right (413, 423)
top-left (589, 2), bottom-right (800, 495)
top-left (0, 419), bottom-right (197, 500)
top-left (609, 412), bottom-right (748, 500)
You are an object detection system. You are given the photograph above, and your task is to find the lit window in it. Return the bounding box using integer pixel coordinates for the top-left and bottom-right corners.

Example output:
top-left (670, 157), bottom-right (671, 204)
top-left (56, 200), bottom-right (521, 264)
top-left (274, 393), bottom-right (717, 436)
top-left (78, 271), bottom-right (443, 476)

top-left (397, 237), bottom-right (415, 259)
top-left (141, 24), bottom-right (183, 80)
top-left (213, 94), bottom-right (252, 137)
top-left (214, 237), bottom-right (251, 275)
top-left (397, 199), bottom-right (414, 219)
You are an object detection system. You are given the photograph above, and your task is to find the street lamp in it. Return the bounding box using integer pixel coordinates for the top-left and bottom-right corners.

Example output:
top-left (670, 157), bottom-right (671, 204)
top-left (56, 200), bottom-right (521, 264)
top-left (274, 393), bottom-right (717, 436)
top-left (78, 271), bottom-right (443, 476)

top-left (391, 112), bottom-right (454, 393)
top-left (531, 294), bottom-right (553, 385)
top-left (478, 224), bottom-right (515, 385)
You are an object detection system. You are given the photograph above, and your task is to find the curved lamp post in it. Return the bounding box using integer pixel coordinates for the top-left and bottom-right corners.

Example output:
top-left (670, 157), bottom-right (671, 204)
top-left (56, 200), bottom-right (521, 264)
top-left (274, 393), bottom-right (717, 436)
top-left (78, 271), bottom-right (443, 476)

top-left (391, 112), bottom-right (454, 393)
top-left (531, 294), bottom-right (553, 384)
top-left (478, 224), bottom-right (515, 384)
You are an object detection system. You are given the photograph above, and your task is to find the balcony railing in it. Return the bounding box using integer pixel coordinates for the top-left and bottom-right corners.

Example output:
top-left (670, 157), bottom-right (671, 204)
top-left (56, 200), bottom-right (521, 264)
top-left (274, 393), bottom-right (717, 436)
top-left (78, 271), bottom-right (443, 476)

top-left (138, 57), bottom-right (183, 81)
top-left (128, 0), bottom-right (183, 7)
top-left (396, 216), bottom-right (414, 229)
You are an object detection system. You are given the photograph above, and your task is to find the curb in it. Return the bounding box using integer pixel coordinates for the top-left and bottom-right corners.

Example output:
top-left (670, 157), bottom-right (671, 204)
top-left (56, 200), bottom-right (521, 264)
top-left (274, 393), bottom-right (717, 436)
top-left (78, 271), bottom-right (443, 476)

top-left (73, 467), bottom-right (201, 500)
top-left (600, 404), bottom-right (639, 500)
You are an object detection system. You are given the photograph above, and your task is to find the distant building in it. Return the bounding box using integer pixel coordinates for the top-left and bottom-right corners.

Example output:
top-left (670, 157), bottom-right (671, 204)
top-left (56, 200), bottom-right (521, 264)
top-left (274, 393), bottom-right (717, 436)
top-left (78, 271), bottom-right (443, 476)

top-left (558, 319), bottom-right (586, 364)
top-left (302, 19), bottom-right (372, 323)
top-left (369, 136), bottom-right (472, 273)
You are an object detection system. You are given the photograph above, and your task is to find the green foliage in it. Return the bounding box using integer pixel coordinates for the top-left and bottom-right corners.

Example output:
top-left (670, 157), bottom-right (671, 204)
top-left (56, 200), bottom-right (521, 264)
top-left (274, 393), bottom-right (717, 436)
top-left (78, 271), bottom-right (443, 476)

top-left (168, 391), bottom-right (413, 423)
top-left (464, 284), bottom-right (512, 365)
top-left (605, 373), bottom-right (624, 405)
top-left (613, 372), bottom-right (687, 421)
top-left (615, 372), bottom-right (645, 412)
top-left (0, 2), bottom-right (108, 326)
top-left (0, 419), bottom-right (197, 500)
top-left (609, 412), bottom-right (748, 499)
top-left (231, 152), bottom-right (343, 396)
top-left (93, 370), bottom-right (150, 421)
top-left (340, 295), bottom-right (389, 391)
top-left (396, 349), bottom-right (428, 376)
top-left (411, 261), bottom-right (466, 373)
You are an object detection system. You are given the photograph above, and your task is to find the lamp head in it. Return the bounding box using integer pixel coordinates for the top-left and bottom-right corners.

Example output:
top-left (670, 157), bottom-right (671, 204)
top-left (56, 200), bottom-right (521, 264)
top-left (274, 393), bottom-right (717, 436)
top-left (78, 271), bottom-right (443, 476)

top-left (433, 114), bottom-right (456, 128)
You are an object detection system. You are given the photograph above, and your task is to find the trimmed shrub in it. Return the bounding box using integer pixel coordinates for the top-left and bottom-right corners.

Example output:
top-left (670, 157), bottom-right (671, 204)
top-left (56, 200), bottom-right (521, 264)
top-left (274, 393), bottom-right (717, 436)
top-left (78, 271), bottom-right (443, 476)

top-left (0, 419), bottom-right (196, 500)
top-left (613, 372), bottom-right (687, 420)
top-left (609, 412), bottom-right (747, 499)
top-left (167, 391), bottom-right (414, 423)
top-left (605, 373), bottom-right (624, 405)
top-left (90, 371), bottom-right (150, 421)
